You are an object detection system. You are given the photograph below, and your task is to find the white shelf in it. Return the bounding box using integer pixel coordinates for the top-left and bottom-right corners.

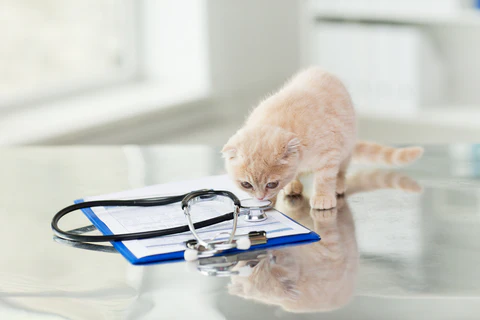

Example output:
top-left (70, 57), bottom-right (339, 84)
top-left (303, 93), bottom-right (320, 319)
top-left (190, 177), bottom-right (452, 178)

top-left (357, 106), bottom-right (480, 143)
top-left (358, 106), bottom-right (480, 128)
top-left (0, 81), bottom-right (210, 145)
top-left (313, 8), bottom-right (480, 26)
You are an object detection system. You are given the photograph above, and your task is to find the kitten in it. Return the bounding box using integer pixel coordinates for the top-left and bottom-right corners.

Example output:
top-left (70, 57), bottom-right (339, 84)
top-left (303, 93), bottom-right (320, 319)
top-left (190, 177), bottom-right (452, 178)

top-left (222, 67), bottom-right (423, 210)
top-left (228, 170), bottom-right (422, 313)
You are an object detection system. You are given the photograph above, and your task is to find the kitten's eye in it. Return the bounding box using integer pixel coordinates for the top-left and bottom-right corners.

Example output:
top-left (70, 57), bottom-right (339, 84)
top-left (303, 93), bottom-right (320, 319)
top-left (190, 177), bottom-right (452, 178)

top-left (266, 181), bottom-right (279, 189)
top-left (241, 181), bottom-right (253, 189)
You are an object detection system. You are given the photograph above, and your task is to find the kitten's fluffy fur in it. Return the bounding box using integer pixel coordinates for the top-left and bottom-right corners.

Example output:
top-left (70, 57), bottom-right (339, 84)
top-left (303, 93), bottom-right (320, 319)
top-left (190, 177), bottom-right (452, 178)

top-left (228, 170), bottom-right (422, 313)
top-left (222, 67), bottom-right (423, 209)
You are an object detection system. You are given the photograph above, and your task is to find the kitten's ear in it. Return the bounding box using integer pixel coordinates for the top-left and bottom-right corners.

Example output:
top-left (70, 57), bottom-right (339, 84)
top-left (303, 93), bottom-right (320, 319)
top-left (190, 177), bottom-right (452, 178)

top-left (286, 138), bottom-right (301, 155)
top-left (280, 137), bottom-right (301, 164)
top-left (222, 144), bottom-right (237, 159)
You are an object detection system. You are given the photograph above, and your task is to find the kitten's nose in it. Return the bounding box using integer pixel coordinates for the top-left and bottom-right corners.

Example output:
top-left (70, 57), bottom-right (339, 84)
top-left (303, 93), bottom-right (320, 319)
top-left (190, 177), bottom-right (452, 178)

top-left (256, 194), bottom-right (266, 200)
top-left (255, 192), bottom-right (266, 200)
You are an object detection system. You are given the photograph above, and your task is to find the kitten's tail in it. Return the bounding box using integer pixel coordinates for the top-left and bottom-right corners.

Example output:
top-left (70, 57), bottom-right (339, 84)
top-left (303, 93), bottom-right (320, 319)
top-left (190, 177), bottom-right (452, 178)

top-left (353, 141), bottom-right (423, 166)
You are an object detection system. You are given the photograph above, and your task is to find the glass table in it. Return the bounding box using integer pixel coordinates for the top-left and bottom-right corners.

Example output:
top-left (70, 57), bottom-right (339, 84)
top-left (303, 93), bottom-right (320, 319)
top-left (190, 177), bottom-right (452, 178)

top-left (0, 145), bottom-right (479, 319)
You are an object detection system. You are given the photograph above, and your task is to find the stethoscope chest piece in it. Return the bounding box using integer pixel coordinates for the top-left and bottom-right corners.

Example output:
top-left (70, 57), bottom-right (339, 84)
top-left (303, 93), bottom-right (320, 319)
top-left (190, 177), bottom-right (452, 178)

top-left (240, 198), bottom-right (271, 222)
top-left (242, 208), bottom-right (268, 222)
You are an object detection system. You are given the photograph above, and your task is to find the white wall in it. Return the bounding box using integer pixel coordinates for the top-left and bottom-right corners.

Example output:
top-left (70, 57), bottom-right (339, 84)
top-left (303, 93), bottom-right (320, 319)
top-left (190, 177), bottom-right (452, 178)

top-left (38, 0), bottom-right (303, 145)
top-left (206, 0), bottom-right (302, 116)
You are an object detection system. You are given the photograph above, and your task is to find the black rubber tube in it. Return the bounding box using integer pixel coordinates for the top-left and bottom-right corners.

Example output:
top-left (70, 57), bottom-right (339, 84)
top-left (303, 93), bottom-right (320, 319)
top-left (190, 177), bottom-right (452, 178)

top-left (51, 190), bottom-right (237, 243)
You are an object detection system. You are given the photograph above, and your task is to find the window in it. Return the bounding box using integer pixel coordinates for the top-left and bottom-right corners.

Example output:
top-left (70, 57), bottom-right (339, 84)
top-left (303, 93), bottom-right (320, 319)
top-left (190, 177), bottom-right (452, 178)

top-left (0, 0), bottom-right (210, 145)
top-left (0, 0), bottom-right (137, 108)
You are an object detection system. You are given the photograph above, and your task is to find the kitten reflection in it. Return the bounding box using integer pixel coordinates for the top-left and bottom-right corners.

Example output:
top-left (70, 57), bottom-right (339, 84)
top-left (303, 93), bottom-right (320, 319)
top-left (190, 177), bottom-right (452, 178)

top-left (228, 170), bottom-right (422, 313)
top-left (229, 196), bottom-right (356, 313)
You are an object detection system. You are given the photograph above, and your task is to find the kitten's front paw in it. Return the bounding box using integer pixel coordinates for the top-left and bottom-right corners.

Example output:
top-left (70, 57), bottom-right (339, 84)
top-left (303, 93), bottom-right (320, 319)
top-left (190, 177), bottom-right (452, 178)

top-left (310, 194), bottom-right (336, 210)
top-left (283, 180), bottom-right (303, 196)
top-left (310, 207), bottom-right (338, 222)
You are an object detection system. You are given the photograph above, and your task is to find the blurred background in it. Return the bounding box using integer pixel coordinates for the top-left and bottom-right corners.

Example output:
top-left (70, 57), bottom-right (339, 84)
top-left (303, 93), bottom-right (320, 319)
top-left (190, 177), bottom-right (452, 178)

top-left (1, 0), bottom-right (480, 146)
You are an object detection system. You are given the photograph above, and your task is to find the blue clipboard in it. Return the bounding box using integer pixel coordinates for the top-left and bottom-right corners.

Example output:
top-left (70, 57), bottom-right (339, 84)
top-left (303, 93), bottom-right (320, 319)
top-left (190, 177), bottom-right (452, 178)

top-left (75, 199), bottom-right (321, 265)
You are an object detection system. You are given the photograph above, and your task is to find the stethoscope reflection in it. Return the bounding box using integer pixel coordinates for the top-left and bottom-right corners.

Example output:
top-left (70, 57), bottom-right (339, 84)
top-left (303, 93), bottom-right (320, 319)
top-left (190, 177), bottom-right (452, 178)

top-left (202, 169), bottom-right (423, 313)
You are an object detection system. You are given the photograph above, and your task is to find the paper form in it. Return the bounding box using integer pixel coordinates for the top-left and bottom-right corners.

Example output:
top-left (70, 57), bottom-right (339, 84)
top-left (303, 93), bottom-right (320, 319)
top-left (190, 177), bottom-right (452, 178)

top-left (83, 175), bottom-right (311, 259)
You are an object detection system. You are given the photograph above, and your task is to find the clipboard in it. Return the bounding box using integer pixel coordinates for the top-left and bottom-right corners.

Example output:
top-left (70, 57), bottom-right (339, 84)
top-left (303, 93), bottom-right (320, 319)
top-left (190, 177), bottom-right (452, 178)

top-left (74, 175), bottom-right (321, 265)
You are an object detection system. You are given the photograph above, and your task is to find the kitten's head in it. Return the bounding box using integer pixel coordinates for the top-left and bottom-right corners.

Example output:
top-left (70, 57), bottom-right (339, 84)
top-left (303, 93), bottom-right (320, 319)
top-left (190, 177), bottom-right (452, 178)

top-left (222, 126), bottom-right (302, 200)
top-left (228, 249), bottom-right (302, 307)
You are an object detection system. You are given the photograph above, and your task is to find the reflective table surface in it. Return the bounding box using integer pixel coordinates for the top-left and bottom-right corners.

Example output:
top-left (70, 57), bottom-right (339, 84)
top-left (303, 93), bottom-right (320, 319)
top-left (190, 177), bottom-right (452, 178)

top-left (1, 145), bottom-right (479, 319)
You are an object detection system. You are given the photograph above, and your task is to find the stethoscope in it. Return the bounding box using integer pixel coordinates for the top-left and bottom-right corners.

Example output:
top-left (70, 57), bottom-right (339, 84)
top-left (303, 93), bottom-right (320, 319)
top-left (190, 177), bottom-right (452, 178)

top-left (189, 249), bottom-right (269, 277)
top-left (51, 189), bottom-right (272, 261)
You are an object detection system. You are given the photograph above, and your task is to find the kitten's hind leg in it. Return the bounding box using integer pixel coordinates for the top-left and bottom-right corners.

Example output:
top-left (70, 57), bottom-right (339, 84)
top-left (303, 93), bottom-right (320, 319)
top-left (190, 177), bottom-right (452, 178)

top-left (336, 155), bottom-right (351, 196)
top-left (283, 178), bottom-right (303, 196)
top-left (310, 159), bottom-right (340, 210)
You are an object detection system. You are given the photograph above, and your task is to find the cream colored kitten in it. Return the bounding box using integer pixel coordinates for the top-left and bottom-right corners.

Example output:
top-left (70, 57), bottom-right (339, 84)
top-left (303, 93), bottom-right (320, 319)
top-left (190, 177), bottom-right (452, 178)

top-left (222, 67), bottom-right (423, 209)
top-left (228, 170), bottom-right (422, 313)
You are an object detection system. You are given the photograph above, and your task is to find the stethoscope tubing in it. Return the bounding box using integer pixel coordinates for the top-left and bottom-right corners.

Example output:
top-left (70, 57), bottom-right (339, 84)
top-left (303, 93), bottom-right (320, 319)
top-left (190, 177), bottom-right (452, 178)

top-left (51, 190), bottom-right (239, 243)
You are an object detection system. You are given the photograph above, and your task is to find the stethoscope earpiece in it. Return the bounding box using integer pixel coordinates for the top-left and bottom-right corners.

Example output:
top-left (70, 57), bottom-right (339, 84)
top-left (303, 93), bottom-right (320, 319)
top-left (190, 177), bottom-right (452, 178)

top-left (235, 237), bottom-right (251, 250)
top-left (184, 230), bottom-right (267, 261)
top-left (184, 248), bottom-right (199, 262)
